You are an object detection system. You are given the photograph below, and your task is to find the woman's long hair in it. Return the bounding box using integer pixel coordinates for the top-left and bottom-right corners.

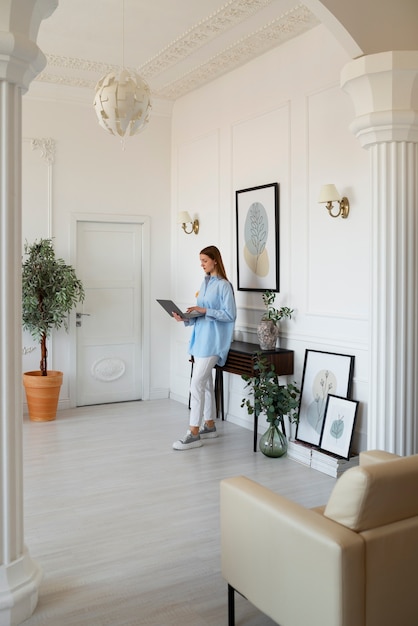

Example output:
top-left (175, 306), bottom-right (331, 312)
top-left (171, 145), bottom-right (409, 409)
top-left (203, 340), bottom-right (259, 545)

top-left (200, 245), bottom-right (229, 280)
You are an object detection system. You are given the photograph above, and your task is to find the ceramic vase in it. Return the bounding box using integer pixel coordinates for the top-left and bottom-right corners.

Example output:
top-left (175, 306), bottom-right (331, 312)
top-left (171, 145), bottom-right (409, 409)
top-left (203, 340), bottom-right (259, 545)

top-left (256, 319), bottom-right (279, 350)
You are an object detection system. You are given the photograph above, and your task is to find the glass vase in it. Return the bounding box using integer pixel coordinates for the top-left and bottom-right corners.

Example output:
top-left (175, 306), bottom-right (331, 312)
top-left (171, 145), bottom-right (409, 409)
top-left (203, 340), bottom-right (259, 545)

top-left (259, 422), bottom-right (288, 458)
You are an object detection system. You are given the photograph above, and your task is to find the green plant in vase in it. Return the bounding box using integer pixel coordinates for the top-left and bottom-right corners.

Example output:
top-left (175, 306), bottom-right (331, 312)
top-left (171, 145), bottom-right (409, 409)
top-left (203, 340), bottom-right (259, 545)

top-left (241, 353), bottom-right (300, 457)
top-left (261, 290), bottom-right (293, 323)
top-left (257, 290), bottom-right (293, 350)
top-left (22, 238), bottom-right (85, 375)
top-left (22, 238), bottom-right (84, 421)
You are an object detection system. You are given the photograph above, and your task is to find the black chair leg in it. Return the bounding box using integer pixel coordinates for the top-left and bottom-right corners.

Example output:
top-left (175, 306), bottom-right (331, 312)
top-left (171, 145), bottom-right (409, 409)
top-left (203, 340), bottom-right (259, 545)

top-left (228, 584), bottom-right (235, 626)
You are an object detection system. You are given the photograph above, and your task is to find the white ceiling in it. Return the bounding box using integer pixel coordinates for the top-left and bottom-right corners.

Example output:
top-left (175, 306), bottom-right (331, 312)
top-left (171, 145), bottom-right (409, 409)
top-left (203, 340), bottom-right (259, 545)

top-left (35, 0), bottom-right (320, 100)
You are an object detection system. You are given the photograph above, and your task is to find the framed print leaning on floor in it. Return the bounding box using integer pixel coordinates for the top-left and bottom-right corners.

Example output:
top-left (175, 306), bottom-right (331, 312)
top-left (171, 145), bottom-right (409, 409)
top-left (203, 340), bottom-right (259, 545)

top-left (319, 394), bottom-right (359, 459)
top-left (295, 349), bottom-right (355, 447)
top-left (235, 182), bottom-right (279, 291)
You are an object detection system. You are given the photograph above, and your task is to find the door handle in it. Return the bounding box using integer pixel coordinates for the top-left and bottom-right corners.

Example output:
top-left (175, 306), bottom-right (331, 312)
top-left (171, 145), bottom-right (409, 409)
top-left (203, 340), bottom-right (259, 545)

top-left (76, 312), bottom-right (91, 327)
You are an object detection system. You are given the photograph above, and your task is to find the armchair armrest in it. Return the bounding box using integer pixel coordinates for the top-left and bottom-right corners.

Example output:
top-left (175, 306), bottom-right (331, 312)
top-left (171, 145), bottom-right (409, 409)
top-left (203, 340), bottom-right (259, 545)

top-left (359, 450), bottom-right (400, 466)
top-left (220, 476), bottom-right (365, 626)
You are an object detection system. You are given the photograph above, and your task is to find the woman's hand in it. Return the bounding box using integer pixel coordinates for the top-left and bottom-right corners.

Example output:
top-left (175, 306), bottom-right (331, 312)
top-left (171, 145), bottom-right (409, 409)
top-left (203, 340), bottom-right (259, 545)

top-left (186, 306), bottom-right (206, 314)
top-left (172, 312), bottom-right (185, 322)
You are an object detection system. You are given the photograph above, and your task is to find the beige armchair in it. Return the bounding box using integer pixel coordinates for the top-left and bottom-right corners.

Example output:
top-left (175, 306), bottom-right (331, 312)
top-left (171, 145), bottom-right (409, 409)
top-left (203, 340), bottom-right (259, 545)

top-left (220, 450), bottom-right (418, 626)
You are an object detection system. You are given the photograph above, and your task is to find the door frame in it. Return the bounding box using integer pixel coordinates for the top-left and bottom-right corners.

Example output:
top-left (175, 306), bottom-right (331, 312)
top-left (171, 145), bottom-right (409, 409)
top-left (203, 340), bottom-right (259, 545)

top-left (69, 213), bottom-right (151, 406)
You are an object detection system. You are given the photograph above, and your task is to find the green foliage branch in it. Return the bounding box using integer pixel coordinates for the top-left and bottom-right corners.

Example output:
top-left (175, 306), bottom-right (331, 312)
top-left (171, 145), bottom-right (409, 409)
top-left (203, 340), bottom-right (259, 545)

top-left (261, 290), bottom-right (293, 324)
top-left (22, 238), bottom-right (85, 376)
top-left (241, 353), bottom-right (300, 432)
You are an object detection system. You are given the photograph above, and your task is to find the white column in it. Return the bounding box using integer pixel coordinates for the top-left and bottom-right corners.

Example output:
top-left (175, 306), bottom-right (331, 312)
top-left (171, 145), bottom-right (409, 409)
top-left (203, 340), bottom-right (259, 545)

top-left (342, 51), bottom-right (418, 455)
top-left (0, 2), bottom-right (57, 624)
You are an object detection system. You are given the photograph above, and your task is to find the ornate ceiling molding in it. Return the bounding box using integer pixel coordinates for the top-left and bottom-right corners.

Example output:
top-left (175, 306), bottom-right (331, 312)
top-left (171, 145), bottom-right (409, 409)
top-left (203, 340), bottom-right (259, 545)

top-left (138, 0), bottom-right (276, 78)
top-left (34, 2), bottom-right (318, 101)
top-left (157, 5), bottom-right (318, 99)
top-left (41, 55), bottom-right (118, 75)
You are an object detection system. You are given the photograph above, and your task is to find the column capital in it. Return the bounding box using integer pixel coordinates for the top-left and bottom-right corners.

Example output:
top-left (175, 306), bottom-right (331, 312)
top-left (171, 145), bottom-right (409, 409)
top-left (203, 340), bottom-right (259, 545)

top-left (0, 0), bottom-right (57, 90)
top-left (341, 51), bottom-right (418, 147)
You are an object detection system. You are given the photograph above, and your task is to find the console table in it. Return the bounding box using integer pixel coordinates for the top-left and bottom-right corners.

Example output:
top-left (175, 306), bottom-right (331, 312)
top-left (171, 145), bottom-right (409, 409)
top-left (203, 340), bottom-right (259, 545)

top-left (215, 341), bottom-right (294, 451)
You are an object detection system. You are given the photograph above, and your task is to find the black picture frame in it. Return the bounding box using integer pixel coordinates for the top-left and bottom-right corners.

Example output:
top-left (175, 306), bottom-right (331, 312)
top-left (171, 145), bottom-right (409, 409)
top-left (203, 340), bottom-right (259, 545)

top-left (235, 182), bottom-right (279, 292)
top-left (295, 349), bottom-right (355, 447)
top-left (319, 394), bottom-right (359, 459)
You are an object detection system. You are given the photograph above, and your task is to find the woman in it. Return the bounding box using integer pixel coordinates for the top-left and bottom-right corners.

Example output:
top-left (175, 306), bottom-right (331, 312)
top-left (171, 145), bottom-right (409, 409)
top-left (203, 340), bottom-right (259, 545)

top-left (172, 245), bottom-right (236, 450)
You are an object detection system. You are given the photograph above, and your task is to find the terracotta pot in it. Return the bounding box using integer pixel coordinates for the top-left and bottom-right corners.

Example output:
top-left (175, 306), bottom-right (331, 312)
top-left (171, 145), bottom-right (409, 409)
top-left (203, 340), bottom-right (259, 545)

top-left (23, 371), bottom-right (63, 422)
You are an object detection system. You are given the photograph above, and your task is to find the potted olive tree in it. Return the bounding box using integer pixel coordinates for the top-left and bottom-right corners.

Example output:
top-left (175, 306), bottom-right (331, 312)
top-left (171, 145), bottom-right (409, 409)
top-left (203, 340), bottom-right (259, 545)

top-left (22, 238), bottom-right (84, 421)
top-left (241, 353), bottom-right (300, 457)
top-left (257, 290), bottom-right (293, 350)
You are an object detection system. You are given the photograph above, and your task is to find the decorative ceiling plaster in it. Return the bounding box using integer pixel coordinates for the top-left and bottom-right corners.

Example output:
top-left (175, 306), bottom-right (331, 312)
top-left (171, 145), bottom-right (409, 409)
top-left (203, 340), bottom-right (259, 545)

top-left (34, 1), bottom-right (318, 101)
top-left (138, 0), bottom-right (279, 78)
top-left (156, 5), bottom-right (318, 99)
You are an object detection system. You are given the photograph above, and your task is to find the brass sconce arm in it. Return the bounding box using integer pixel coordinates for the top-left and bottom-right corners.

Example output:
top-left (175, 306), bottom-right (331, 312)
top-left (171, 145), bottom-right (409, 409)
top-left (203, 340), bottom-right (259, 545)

top-left (319, 185), bottom-right (350, 219)
top-left (181, 219), bottom-right (199, 235)
top-left (177, 211), bottom-right (199, 235)
top-left (325, 197), bottom-right (350, 219)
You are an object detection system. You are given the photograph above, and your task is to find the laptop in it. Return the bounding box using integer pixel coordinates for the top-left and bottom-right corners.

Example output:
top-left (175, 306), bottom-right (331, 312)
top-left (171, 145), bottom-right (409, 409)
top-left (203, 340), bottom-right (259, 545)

top-left (156, 299), bottom-right (204, 319)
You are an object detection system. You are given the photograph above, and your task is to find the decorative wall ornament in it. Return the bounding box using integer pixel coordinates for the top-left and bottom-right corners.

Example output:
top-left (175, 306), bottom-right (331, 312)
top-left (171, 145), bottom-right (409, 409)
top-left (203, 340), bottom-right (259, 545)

top-left (31, 138), bottom-right (56, 165)
top-left (91, 357), bottom-right (126, 382)
top-left (26, 137), bottom-right (55, 235)
top-left (22, 346), bottom-right (37, 355)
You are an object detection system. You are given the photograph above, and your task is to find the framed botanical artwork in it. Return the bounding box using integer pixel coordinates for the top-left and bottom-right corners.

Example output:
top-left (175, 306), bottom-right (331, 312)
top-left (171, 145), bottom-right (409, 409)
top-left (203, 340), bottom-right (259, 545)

top-left (295, 350), bottom-right (355, 447)
top-left (319, 395), bottom-right (359, 459)
top-left (235, 182), bottom-right (279, 292)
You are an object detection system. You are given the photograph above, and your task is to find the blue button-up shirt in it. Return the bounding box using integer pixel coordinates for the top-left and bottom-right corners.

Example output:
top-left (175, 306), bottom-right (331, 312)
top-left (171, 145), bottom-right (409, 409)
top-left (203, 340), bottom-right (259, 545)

top-left (185, 275), bottom-right (236, 366)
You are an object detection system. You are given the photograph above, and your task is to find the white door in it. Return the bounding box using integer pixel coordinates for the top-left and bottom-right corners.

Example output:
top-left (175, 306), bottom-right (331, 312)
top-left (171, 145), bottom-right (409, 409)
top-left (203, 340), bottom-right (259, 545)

top-left (75, 219), bottom-right (145, 406)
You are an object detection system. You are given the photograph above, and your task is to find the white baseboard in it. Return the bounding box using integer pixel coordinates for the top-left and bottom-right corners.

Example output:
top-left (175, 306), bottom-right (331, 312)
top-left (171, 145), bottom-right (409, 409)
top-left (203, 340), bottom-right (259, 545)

top-left (149, 387), bottom-right (170, 400)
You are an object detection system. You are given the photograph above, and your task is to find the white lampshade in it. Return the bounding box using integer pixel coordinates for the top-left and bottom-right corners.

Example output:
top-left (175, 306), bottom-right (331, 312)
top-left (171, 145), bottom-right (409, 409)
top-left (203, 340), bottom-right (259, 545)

top-left (93, 68), bottom-right (152, 138)
top-left (318, 184), bottom-right (341, 203)
top-left (177, 211), bottom-right (192, 224)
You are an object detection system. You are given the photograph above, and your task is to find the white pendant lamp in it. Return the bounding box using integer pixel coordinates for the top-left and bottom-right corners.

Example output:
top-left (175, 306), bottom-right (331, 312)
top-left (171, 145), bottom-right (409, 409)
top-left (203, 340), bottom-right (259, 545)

top-left (93, 0), bottom-right (152, 139)
top-left (93, 68), bottom-right (151, 138)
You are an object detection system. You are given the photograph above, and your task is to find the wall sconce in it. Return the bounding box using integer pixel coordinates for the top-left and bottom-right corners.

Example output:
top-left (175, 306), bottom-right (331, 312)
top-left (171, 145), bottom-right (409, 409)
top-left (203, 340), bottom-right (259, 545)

top-left (177, 211), bottom-right (199, 235)
top-left (318, 184), bottom-right (350, 219)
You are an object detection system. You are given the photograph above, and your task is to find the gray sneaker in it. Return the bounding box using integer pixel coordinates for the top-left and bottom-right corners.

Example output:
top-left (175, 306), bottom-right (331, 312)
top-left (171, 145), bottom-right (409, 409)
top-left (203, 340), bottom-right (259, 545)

top-left (199, 423), bottom-right (218, 439)
top-left (172, 431), bottom-right (202, 450)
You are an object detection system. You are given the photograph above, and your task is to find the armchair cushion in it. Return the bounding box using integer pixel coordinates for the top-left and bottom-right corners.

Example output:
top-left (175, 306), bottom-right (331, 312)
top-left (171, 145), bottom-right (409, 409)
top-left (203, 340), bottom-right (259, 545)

top-left (324, 453), bottom-right (418, 531)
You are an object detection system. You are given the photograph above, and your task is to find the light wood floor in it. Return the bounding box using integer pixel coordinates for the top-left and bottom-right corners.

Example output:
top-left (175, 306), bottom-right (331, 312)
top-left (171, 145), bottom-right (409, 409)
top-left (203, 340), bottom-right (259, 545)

top-left (22, 399), bottom-right (336, 625)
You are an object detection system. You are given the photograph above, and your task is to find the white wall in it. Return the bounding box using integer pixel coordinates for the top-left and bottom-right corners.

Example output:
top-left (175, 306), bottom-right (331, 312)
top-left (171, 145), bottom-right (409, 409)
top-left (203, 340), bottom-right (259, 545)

top-left (21, 23), bottom-right (372, 450)
top-left (171, 24), bottom-right (370, 451)
top-left (22, 87), bottom-right (173, 404)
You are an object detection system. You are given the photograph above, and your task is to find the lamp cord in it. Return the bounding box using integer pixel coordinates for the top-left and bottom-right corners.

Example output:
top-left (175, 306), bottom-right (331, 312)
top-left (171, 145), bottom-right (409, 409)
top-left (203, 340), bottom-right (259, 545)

top-left (122, 0), bottom-right (125, 69)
